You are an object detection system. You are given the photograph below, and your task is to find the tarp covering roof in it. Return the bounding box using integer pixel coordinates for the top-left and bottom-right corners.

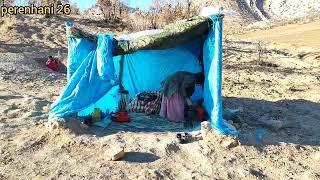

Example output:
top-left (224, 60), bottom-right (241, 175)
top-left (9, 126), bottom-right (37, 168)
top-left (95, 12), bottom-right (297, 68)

top-left (66, 16), bottom-right (213, 55)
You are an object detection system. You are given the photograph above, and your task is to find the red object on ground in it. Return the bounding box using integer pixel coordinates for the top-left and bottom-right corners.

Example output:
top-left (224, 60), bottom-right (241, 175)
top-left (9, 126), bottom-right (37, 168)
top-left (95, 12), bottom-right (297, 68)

top-left (46, 57), bottom-right (60, 72)
top-left (111, 111), bottom-right (131, 123)
top-left (195, 106), bottom-right (205, 121)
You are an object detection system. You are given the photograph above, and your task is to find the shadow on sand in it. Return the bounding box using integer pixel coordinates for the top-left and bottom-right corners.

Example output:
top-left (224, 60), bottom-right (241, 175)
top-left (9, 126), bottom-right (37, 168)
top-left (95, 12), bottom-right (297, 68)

top-left (122, 152), bottom-right (160, 163)
top-left (224, 97), bottom-right (320, 147)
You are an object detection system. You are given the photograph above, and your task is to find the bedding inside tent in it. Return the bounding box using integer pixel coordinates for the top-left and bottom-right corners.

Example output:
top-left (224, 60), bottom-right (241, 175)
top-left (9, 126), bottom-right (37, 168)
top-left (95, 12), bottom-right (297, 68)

top-left (49, 15), bottom-right (239, 135)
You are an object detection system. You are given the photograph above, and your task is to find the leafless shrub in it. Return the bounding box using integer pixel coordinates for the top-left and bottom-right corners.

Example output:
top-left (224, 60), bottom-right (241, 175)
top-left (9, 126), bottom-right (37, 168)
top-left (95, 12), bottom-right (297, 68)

top-left (257, 41), bottom-right (267, 62)
top-left (255, 41), bottom-right (279, 67)
top-left (98, 0), bottom-right (128, 22)
top-left (96, 0), bottom-right (203, 32)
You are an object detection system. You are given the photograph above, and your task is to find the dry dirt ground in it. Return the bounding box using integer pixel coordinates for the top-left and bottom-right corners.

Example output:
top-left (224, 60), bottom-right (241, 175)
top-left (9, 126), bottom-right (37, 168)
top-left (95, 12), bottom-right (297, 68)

top-left (0, 15), bottom-right (320, 180)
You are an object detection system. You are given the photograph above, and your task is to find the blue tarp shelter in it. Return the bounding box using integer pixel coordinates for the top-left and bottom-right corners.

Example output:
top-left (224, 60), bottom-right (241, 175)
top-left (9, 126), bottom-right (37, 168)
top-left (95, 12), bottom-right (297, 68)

top-left (49, 15), bottom-right (238, 135)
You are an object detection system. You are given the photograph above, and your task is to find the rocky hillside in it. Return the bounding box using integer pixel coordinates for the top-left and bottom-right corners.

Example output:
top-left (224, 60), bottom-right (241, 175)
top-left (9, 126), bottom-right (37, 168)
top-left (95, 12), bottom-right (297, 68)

top-left (262, 0), bottom-right (320, 19)
top-left (196, 0), bottom-right (320, 22)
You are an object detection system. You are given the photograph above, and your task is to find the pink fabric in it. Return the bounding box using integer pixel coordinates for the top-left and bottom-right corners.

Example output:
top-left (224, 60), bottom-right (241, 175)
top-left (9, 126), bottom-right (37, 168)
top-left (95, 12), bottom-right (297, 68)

top-left (160, 92), bottom-right (185, 122)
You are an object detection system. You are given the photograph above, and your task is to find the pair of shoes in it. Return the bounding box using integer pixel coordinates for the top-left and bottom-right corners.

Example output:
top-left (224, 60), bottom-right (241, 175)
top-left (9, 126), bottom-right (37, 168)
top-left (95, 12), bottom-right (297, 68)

top-left (176, 132), bottom-right (192, 144)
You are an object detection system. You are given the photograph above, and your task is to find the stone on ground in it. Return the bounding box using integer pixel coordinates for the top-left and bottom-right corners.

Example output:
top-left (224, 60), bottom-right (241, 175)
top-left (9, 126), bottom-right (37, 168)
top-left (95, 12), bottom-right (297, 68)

top-left (104, 145), bottom-right (125, 161)
top-left (221, 136), bottom-right (240, 149)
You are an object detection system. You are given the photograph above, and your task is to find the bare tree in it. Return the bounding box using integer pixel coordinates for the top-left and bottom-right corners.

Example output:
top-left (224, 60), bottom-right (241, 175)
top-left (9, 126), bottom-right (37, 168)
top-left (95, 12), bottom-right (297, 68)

top-left (97, 0), bottom-right (205, 31)
top-left (150, 0), bottom-right (163, 28)
top-left (98, 0), bottom-right (126, 21)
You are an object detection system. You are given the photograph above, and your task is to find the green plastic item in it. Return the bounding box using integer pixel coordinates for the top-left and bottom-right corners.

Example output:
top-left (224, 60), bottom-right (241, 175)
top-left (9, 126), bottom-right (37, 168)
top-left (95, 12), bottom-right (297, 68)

top-left (91, 108), bottom-right (102, 122)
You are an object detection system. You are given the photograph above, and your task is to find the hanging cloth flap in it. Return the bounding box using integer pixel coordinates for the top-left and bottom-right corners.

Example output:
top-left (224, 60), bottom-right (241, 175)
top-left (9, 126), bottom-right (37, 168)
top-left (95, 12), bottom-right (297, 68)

top-left (97, 34), bottom-right (117, 82)
top-left (203, 15), bottom-right (239, 135)
top-left (49, 34), bottom-right (115, 121)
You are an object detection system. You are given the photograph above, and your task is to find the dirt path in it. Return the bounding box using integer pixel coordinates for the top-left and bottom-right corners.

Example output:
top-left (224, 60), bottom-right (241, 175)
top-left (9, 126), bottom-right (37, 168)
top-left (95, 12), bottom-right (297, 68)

top-left (237, 20), bottom-right (320, 51)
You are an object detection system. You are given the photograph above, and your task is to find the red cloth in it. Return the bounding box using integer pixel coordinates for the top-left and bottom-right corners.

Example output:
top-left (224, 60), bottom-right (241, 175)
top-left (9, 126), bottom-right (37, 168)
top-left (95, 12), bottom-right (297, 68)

top-left (46, 59), bottom-right (60, 71)
top-left (195, 106), bottom-right (205, 121)
top-left (160, 92), bottom-right (185, 123)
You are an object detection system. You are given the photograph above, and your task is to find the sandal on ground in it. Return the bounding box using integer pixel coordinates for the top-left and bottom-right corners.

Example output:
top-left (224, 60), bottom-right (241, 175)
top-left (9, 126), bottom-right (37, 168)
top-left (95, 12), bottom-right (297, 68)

top-left (176, 132), bottom-right (193, 144)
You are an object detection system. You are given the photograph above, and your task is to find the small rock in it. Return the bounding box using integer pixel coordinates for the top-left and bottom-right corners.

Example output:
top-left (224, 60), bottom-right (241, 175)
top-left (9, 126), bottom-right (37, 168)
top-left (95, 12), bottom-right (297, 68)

top-left (201, 121), bottom-right (211, 138)
top-left (222, 137), bottom-right (240, 149)
top-left (267, 120), bottom-right (284, 131)
top-left (242, 123), bottom-right (249, 128)
top-left (288, 157), bottom-right (295, 162)
top-left (0, 122), bottom-right (8, 128)
top-left (6, 109), bottom-right (23, 118)
top-left (227, 120), bottom-right (234, 125)
top-left (249, 167), bottom-right (266, 178)
top-left (234, 123), bottom-right (241, 129)
top-left (312, 152), bottom-right (320, 161)
top-left (294, 145), bottom-right (306, 151)
top-left (223, 108), bottom-right (240, 122)
top-left (227, 123), bottom-right (237, 131)
top-left (279, 142), bottom-right (287, 146)
top-left (258, 118), bottom-right (284, 131)
top-left (80, 123), bottom-right (90, 130)
top-left (104, 146), bottom-right (125, 161)
top-left (0, 105), bottom-right (11, 114)
top-left (165, 142), bottom-right (180, 155)
top-left (22, 111), bottom-right (43, 119)
top-left (59, 144), bottom-right (66, 149)
top-left (237, 168), bottom-right (250, 178)
top-left (289, 86), bottom-right (308, 92)
top-left (30, 116), bottom-right (43, 121)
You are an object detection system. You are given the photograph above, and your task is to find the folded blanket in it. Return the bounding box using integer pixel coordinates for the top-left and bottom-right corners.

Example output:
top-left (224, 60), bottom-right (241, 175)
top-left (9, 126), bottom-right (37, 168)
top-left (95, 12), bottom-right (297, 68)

top-left (129, 91), bottom-right (162, 115)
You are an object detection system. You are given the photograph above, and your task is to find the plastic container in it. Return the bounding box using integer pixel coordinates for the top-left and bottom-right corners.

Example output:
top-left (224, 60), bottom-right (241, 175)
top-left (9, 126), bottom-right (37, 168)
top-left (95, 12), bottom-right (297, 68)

top-left (119, 90), bottom-right (129, 111)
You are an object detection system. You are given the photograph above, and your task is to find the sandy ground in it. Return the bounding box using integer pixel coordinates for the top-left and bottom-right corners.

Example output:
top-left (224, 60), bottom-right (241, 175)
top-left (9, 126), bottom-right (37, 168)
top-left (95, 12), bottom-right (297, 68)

top-left (0, 15), bottom-right (320, 180)
top-left (238, 20), bottom-right (320, 51)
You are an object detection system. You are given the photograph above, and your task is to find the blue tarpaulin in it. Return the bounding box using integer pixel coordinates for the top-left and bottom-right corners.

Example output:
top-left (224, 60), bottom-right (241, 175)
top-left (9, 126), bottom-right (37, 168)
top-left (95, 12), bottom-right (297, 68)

top-left (49, 15), bottom-right (239, 135)
top-left (203, 16), bottom-right (238, 135)
top-left (113, 47), bottom-right (202, 98)
top-left (49, 34), bottom-right (116, 120)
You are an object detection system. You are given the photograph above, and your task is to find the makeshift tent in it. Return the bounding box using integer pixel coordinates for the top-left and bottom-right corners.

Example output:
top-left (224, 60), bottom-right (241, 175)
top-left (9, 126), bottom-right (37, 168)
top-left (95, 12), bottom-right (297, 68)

top-left (49, 15), bottom-right (238, 135)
